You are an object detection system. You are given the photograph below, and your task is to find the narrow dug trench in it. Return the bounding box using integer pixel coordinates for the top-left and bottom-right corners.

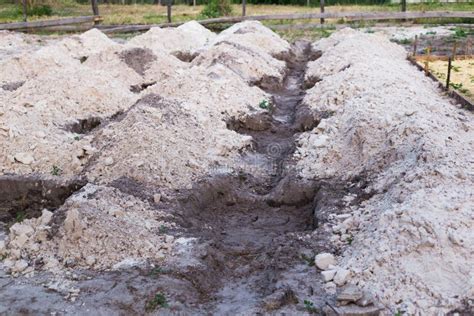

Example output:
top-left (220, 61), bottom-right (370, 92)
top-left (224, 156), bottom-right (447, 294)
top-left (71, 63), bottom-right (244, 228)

top-left (176, 41), bottom-right (331, 314)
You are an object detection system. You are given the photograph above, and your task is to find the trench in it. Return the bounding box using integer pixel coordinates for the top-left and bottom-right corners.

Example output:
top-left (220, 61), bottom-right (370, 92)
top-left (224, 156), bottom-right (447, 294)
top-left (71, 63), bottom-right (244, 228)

top-left (174, 41), bottom-right (330, 314)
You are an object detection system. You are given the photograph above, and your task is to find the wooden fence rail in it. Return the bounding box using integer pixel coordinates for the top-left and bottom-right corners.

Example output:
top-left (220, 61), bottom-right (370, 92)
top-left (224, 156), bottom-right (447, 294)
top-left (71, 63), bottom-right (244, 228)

top-left (0, 16), bottom-right (101, 31)
top-left (0, 11), bottom-right (472, 33)
top-left (100, 11), bottom-right (474, 33)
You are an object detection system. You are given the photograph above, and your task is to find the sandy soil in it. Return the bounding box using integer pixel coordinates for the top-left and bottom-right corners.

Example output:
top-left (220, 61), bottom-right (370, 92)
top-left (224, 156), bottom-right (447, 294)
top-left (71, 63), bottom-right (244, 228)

top-left (0, 23), bottom-right (473, 315)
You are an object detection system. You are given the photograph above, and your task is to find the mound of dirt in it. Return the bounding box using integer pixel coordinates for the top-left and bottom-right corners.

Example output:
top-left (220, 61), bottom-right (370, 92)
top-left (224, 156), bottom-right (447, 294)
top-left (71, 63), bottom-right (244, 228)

top-left (295, 28), bottom-right (474, 314)
top-left (192, 41), bottom-right (287, 89)
top-left (212, 21), bottom-right (292, 59)
top-left (3, 184), bottom-right (174, 274)
top-left (87, 94), bottom-right (252, 189)
top-left (128, 21), bottom-right (216, 60)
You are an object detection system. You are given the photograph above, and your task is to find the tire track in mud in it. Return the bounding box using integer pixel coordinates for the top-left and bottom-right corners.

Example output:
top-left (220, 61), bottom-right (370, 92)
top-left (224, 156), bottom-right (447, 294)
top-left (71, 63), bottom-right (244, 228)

top-left (174, 40), bottom-right (332, 314)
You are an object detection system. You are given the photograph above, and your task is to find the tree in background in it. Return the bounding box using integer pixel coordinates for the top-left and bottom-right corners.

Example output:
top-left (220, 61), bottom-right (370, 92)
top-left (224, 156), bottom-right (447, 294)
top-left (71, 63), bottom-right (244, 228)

top-left (200, 0), bottom-right (232, 18)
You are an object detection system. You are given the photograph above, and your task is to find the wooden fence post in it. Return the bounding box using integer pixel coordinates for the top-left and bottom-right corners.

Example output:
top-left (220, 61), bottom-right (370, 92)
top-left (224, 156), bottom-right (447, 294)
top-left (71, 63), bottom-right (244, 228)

top-left (242, 0), bottom-right (246, 17)
top-left (412, 35), bottom-right (418, 57)
top-left (91, 0), bottom-right (99, 25)
top-left (320, 0), bottom-right (325, 24)
top-left (167, 0), bottom-right (172, 23)
top-left (446, 57), bottom-right (452, 90)
top-left (401, 0), bottom-right (407, 13)
top-left (22, 0), bottom-right (27, 22)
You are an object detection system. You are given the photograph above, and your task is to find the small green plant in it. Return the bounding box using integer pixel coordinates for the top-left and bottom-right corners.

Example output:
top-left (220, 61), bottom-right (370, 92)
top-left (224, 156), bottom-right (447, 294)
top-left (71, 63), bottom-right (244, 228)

top-left (73, 135), bottom-right (81, 141)
top-left (300, 253), bottom-right (315, 267)
top-left (303, 300), bottom-right (318, 313)
top-left (15, 211), bottom-right (26, 223)
top-left (149, 266), bottom-right (164, 277)
top-left (200, 0), bottom-right (232, 19)
top-left (145, 292), bottom-right (169, 311)
top-left (453, 27), bottom-right (467, 38)
top-left (258, 99), bottom-right (270, 110)
top-left (426, 31), bottom-right (437, 35)
top-left (394, 310), bottom-right (403, 316)
top-left (21, 5), bottom-right (53, 17)
top-left (346, 235), bottom-right (353, 245)
top-left (51, 165), bottom-right (62, 176)
top-left (450, 82), bottom-right (464, 90)
top-left (397, 38), bottom-right (411, 45)
top-left (159, 225), bottom-right (168, 234)
top-left (451, 65), bottom-right (461, 73)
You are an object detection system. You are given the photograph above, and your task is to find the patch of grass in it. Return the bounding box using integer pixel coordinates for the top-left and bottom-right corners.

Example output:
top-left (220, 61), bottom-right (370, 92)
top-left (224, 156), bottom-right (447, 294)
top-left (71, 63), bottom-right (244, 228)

top-left (149, 266), bottom-right (164, 277)
top-left (300, 253), bottom-right (315, 267)
top-left (258, 99), bottom-right (270, 110)
top-left (15, 211), bottom-right (26, 223)
top-left (145, 292), bottom-right (169, 311)
top-left (159, 225), bottom-right (168, 234)
top-left (303, 299), bottom-right (318, 314)
top-left (51, 165), bottom-right (62, 176)
top-left (396, 38), bottom-right (411, 45)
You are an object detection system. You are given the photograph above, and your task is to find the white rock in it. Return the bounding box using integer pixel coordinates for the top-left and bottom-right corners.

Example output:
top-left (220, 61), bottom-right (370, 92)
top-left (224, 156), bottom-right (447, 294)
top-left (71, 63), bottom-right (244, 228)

top-left (0, 240), bottom-right (6, 255)
top-left (38, 209), bottom-right (53, 226)
top-left (10, 223), bottom-right (34, 237)
top-left (153, 193), bottom-right (162, 203)
top-left (12, 259), bottom-right (28, 273)
top-left (85, 256), bottom-right (96, 266)
top-left (334, 268), bottom-right (351, 286)
top-left (315, 253), bottom-right (336, 270)
top-left (321, 269), bottom-right (337, 282)
top-left (104, 157), bottom-right (114, 166)
top-left (14, 152), bottom-right (34, 165)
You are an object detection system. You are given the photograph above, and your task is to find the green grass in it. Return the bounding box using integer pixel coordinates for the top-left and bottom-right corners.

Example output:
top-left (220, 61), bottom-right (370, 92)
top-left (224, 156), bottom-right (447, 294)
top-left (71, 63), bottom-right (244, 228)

top-left (145, 292), bottom-right (169, 311)
top-left (0, 2), bottom-right (471, 24)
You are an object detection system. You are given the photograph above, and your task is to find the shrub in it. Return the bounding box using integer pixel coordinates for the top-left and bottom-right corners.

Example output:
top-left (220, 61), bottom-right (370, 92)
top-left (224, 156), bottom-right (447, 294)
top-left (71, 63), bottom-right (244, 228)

top-left (200, 0), bottom-right (232, 19)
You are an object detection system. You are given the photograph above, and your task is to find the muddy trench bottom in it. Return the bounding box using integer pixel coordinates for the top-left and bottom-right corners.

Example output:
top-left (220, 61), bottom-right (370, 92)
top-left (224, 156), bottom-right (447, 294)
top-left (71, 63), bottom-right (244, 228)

top-left (171, 40), bottom-right (332, 314)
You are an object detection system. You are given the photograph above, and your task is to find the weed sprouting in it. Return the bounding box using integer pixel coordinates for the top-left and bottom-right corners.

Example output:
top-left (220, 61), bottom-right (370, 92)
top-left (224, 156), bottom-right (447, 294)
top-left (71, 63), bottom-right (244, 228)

top-left (51, 165), bottom-right (62, 176)
top-left (159, 225), bottom-right (168, 234)
top-left (145, 292), bottom-right (169, 311)
top-left (300, 253), bottom-right (315, 267)
top-left (303, 300), bottom-right (318, 313)
top-left (15, 211), bottom-right (26, 223)
top-left (259, 99), bottom-right (271, 110)
top-left (149, 266), bottom-right (164, 277)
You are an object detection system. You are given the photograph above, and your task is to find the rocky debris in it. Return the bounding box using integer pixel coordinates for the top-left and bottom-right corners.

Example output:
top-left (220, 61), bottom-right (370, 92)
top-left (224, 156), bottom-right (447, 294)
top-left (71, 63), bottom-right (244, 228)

top-left (336, 285), bottom-right (363, 305)
top-left (321, 269), bottom-right (337, 282)
top-left (315, 252), bottom-right (336, 270)
top-left (296, 28), bottom-right (474, 313)
top-left (13, 152), bottom-right (34, 165)
top-left (2, 184), bottom-right (175, 272)
top-left (333, 268), bottom-right (351, 286)
top-left (324, 303), bottom-right (383, 316)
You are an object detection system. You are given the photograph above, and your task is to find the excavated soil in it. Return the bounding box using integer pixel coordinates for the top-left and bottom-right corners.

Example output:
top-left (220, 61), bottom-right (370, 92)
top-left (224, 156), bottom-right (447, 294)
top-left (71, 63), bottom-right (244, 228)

top-left (0, 39), bottom-right (342, 315)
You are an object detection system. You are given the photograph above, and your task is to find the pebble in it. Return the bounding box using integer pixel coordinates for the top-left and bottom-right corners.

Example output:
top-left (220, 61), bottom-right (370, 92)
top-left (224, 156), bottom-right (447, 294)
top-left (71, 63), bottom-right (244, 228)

top-left (334, 268), bottom-right (351, 286)
top-left (0, 240), bottom-right (6, 255)
top-left (12, 260), bottom-right (29, 273)
top-left (321, 269), bottom-right (337, 282)
top-left (315, 253), bottom-right (336, 270)
top-left (337, 285), bottom-right (363, 304)
top-left (13, 152), bottom-right (34, 165)
top-left (104, 157), bottom-right (114, 166)
top-left (153, 193), bottom-right (162, 204)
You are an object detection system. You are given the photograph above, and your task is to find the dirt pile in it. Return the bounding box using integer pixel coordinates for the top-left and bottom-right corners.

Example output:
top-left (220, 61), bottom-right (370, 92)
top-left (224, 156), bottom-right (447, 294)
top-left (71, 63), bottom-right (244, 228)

top-left (296, 28), bottom-right (474, 314)
top-left (87, 94), bottom-right (253, 189)
top-left (1, 21), bottom-right (289, 278)
top-left (3, 184), bottom-right (174, 274)
top-left (128, 21), bottom-right (216, 60)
